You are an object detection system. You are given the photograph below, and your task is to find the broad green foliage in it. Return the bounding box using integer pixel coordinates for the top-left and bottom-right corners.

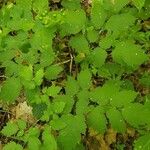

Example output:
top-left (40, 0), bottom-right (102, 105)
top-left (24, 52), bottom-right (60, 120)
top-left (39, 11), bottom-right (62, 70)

top-left (134, 133), bottom-right (150, 150)
top-left (86, 27), bottom-right (99, 43)
top-left (107, 108), bottom-right (126, 133)
top-left (60, 10), bottom-right (86, 36)
top-left (1, 121), bottom-right (19, 136)
top-left (105, 13), bottom-right (136, 37)
top-left (132, 0), bottom-right (146, 10)
top-left (57, 115), bottom-right (86, 150)
top-left (89, 47), bottom-right (107, 68)
top-left (0, 0), bottom-right (150, 149)
top-left (69, 34), bottom-right (89, 54)
top-left (87, 106), bottom-right (107, 133)
top-left (91, 0), bottom-right (107, 29)
top-left (0, 77), bottom-right (21, 103)
top-left (3, 142), bottom-right (23, 150)
top-left (112, 41), bottom-right (148, 68)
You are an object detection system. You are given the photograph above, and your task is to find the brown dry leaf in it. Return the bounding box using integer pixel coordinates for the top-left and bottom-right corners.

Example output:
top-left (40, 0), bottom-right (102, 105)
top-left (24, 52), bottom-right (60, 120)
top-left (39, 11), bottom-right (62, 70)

top-left (88, 128), bottom-right (109, 150)
top-left (127, 128), bottom-right (135, 137)
top-left (12, 101), bottom-right (35, 123)
top-left (105, 128), bottom-right (117, 146)
top-left (96, 134), bottom-right (109, 150)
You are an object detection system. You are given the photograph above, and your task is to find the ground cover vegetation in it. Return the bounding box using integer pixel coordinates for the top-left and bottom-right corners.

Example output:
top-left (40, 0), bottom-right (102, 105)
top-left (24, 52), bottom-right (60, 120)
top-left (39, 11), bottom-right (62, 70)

top-left (0, 0), bottom-right (150, 149)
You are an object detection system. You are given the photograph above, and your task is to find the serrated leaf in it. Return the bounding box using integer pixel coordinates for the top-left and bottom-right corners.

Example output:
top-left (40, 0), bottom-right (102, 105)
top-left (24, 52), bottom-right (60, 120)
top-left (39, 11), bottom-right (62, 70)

top-left (45, 65), bottom-right (63, 80)
top-left (86, 27), bottom-right (99, 43)
top-left (105, 13), bottom-right (135, 36)
top-left (69, 34), bottom-right (90, 54)
top-left (40, 50), bottom-right (55, 67)
top-left (122, 103), bottom-right (150, 128)
top-left (89, 47), bottom-right (107, 68)
top-left (65, 76), bottom-right (79, 96)
top-left (90, 80), bottom-right (120, 105)
top-left (43, 85), bottom-right (61, 97)
top-left (1, 122), bottom-right (19, 136)
top-left (53, 101), bottom-right (65, 114)
top-left (61, 0), bottom-right (81, 10)
top-left (110, 90), bottom-right (137, 107)
top-left (50, 119), bottom-right (66, 130)
top-left (100, 34), bottom-right (115, 49)
top-left (134, 134), bottom-right (150, 150)
top-left (87, 106), bottom-right (107, 133)
top-left (76, 90), bottom-right (89, 115)
top-left (112, 41), bottom-right (148, 67)
top-left (0, 77), bottom-right (21, 103)
top-left (110, 0), bottom-right (130, 12)
top-left (3, 142), bottom-right (23, 150)
top-left (60, 10), bottom-right (86, 36)
top-left (91, 0), bottom-right (107, 29)
top-left (132, 0), bottom-right (145, 10)
top-left (54, 95), bottom-right (74, 114)
top-left (57, 114), bottom-right (86, 150)
top-left (34, 69), bottom-right (44, 86)
top-left (33, 0), bottom-right (49, 13)
top-left (107, 108), bottom-right (126, 133)
top-left (17, 119), bottom-right (27, 130)
top-left (27, 137), bottom-right (41, 150)
top-left (19, 65), bottom-right (33, 81)
top-left (42, 126), bottom-right (57, 150)
top-left (77, 69), bottom-right (91, 90)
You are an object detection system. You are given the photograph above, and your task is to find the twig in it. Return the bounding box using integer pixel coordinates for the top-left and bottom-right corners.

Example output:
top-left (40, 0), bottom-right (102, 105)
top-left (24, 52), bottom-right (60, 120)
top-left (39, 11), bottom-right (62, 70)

top-left (69, 53), bottom-right (73, 75)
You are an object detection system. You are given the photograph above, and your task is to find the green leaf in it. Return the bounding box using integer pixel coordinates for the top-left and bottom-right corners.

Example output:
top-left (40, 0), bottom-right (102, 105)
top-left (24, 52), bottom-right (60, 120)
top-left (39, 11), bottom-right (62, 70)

top-left (90, 80), bottom-right (120, 105)
top-left (107, 108), bottom-right (126, 133)
top-left (109, 0), bottom-right (130, 12)
top-left (19, 65), bottom-right (33, 81)
top-left (139, 73), bottom-right (150, 87)
top-left (122, 103), bottom-right (150, 128)
top-left (110, 90), bottom-right (137, 107)
top-left (42, 126), bottom-right (57, 150)
top-left (134, 133), bottom-right (150, 150)
top-left (34, 69), bottom-right (44, 86)
top-left (69, 34), bottom-right (90, 54)
top-left (0, 77), bottom-right (21, 103)
top-left (3, 142), bottom-right (23, 150)
top-left (45, 65), bottom-right (63, 80)
top-left (50, 119), bottom-right (66, 130)
top-left (86, 27), bottom-right (99, 43)
top-left (33, 0), bottom-right (49, 13)
top-left (132, 0), bottom-right (146, 10)
top-left (77, 69), bottom-right (91, 90)
top-left (105, 13), bottom-right (135, 36)
top-left (112, 41), bottom-right (148, 67)
top-left (89, 47), bottom-right (107, 68)
top-left (58, 115), bottom-right (86, 150)
top-left (60, 10), bottom-right (86, 36)
top-left (65, 76), bottom-right (79, 96)
top-left (87, 106), bottom-right (107, 134)
top-left (61, 0), bottom-right (81, 10)
top-left (100, 34), bottom-right (115, 49)
top-left (40, 50), bottom-right (55, 67)
top-left (53, 101), bottom-right (65, 114)
top-left (91, 0), bottom-right (107, 29)
top-left (32, 103), bottom-right (47, 119)
top-left (76, 90), bottom-right (89, 115)
top-left (17, 119), bottom-right (27, 130)
top-left (43, 85), bottom-right (61, 97)
top-left (1, 122), bottom-right (19, 136)
top-left (27, 137), bottom-right (41, 150)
